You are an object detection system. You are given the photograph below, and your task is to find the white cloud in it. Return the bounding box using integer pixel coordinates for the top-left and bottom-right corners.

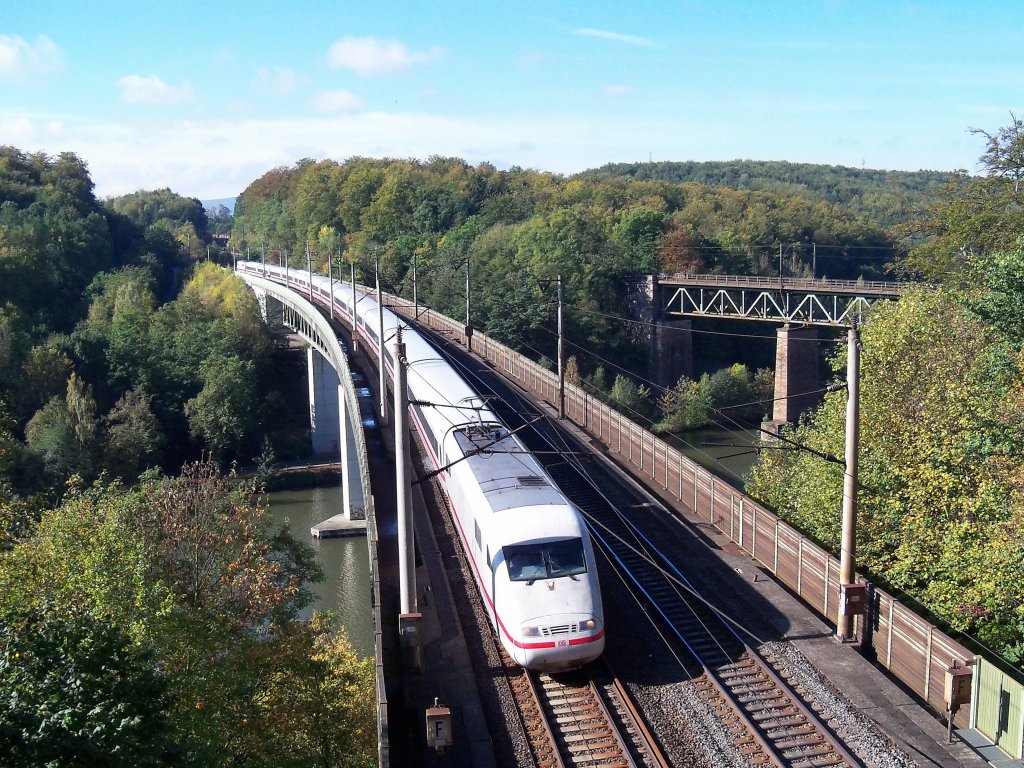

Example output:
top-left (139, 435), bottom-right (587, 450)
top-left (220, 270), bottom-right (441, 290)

top-left (573, 28), bottom-right (659, 48)
top-left (117, 75), bottom-right (194, 105)
top-left (255, 66), bottom-right (306, 96)
top-left (0, 114), bottom-right (64, 142)
top-left (0, 34), bottom-right (64, 81)
top-left (4, 103), bottom-right (977, 201)
top-left (310, 89), bottom-right (365, 114)
top-left (326, 37), bottom-right (444, 75)
top-left (602, 84), bottom-right (633, 97)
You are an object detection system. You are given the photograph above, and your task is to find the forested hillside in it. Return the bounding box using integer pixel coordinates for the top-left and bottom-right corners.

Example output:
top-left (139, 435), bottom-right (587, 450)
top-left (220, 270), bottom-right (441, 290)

top-left (0, 147), bottom-right (375, 766)
top-left (231, 156), bottom-right (896, 414)
top-left (580, 159), bottom-right (953, 229)
top-left (0, 148), bottom-right (310, 494)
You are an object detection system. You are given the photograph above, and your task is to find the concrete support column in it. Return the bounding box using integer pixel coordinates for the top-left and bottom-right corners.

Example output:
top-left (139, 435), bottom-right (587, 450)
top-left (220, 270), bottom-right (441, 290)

top-left (772, 324), bottom-right (819, 423)
top-left (307, 348), bottom-right (341, 455)
top-left (338, 383), bottom-right (352, 520)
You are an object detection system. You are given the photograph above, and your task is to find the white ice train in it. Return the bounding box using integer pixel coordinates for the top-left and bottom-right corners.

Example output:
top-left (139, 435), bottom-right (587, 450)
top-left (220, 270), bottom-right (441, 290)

top-left (238, 261), bottom-right (604, 671)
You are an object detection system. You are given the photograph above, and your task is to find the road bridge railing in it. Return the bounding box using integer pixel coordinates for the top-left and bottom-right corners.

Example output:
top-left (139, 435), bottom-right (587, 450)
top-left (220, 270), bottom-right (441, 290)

top-left (658, 273), bottom-right (914, 326)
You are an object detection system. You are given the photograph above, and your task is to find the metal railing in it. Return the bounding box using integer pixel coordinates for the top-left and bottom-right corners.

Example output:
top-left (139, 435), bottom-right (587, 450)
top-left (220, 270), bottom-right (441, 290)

top-left (658, 272), bottom-right (911, 296)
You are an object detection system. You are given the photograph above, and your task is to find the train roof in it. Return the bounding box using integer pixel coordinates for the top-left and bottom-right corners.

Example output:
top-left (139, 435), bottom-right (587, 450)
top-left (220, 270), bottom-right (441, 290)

top-left (453, 427), bottom-right (575, 514)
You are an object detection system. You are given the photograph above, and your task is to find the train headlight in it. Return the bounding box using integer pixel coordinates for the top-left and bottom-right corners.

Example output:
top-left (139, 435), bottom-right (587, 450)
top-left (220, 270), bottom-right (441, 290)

top-left (521, 625), bottom-right (542, 638)
top-left (580, 618), bottom-right (599, 632)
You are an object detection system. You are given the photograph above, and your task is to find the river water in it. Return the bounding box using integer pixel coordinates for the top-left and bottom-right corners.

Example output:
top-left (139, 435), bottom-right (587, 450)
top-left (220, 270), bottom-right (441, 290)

top-left (671, 426), bottom-right (760, 489)
top-left (267, 484), bottom-right (374, 658)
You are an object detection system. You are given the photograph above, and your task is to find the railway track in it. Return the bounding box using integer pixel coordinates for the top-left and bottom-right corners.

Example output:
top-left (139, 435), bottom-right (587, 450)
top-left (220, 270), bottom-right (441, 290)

top-left (431, 338), bottom-right (866, 768)
top-left (412, 409), bottom-right (668, 768)
top-left (507, 660), bottom-right (669, 768)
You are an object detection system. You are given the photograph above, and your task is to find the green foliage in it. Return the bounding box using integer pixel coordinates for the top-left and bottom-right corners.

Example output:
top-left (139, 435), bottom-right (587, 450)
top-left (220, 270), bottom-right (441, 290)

top-left (0, 147), bottom-right (122, 331)
top-left (185, 354), bottom-right (259, 462)
top-left (106, 187), bottom-right (210, 260)
top-left (0, 604), bottom-right (175, 767)
top-left (103, 386), bottom-right (164, 480)
top-left (24, 374), bottom-right (99, 485)
top-left (748, 282), bottom-right (1024, 660)
top-left (582, 158), bottom-right (952, 229)
top-left (609, 374), bottom-right (653, 420)
top-left (0, 462), bottom-right (373, 765)
top-left (656, 363), bottom-right (773, 432)
top-left (611, 207), bottom-right (665, 272)
top-left (896, 116), bottom-right (1024, 280)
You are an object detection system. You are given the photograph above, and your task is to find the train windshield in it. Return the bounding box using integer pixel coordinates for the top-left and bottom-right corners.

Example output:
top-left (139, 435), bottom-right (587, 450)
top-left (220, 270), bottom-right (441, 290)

top-left (504, 539), bottom-right (587, 583)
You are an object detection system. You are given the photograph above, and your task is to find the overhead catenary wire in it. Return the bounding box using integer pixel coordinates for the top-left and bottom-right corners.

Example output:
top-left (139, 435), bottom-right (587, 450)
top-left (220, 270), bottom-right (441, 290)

top-left (389, 267), bottom-right (850, 478)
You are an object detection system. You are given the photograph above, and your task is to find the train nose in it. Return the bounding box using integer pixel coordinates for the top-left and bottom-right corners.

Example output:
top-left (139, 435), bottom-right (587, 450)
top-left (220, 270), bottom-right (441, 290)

top-left (517, 616), bottom-right (605, 670)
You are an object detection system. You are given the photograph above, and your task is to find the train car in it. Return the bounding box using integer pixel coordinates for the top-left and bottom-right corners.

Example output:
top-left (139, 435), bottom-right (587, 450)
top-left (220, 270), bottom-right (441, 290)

top-left (238, 261), bottom-right (604, 671)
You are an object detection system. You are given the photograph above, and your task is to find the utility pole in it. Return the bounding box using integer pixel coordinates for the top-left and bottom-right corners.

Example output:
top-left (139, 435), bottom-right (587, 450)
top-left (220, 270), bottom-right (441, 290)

top-left (350, 261), bottom-right (358, 353)
top-left (394, 326), bottom-right (414, 613)
top-left (261, 241), bottom-right (266, 277)
top-left (557, 274), bottom-right (565, 419)
top-left (779, 243), bottom-right (784, 290)
top-left (328, 251), bottom-right (334, 321)
top-left (394, 325), bottom-right (421, 670)
top-left (306, 240), bottom-right (313, 303)
top-left (812, 242), bottom-right (817, 278)
top-left (412, 251), bottom-right (419, 320)
top-left (837, 324), bottom-right (862, 642)
top-left (376, 247), bottom-right (389, 427)
top-left (465, 258), bottom-right (473, 353)
top-left (284, 247), bottom-right (288, 284)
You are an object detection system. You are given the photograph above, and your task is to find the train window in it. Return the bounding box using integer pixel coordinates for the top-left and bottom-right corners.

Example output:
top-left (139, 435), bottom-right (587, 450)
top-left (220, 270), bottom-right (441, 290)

top-left (474, 520), bottom-right (482, 550)
top-left (504, 538), bottom-right (587, 583)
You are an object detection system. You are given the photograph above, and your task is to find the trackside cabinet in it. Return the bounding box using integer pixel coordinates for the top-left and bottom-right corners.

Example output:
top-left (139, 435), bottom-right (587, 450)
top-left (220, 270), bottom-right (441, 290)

top-left (426, 699), bottom-right (452, 753)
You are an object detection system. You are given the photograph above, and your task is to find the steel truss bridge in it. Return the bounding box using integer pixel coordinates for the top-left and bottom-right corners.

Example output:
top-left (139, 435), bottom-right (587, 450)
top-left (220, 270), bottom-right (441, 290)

top-left (659, 273), bottom-right (910, 326)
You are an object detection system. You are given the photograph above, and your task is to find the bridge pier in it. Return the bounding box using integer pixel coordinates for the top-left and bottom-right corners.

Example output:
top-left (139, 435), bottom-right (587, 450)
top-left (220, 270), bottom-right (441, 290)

top-left (652, 316), bottom-right (694, 389)
top-left (771, 324), bottom-right (820, 425)
top-left (307, 347), bottom-right (341, 455)
top-left (338, 383), bottom-right (351, 519)
top-left (630, 275), bottom-right (695, 389)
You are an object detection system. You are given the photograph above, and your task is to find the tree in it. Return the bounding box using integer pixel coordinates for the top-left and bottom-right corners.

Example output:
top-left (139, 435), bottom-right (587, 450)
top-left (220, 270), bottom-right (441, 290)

top-left (747, 285), bottom-right (1024, 657)
top-left (896, 115), bottom-right (1024, 280)
top-left (0, 605), bottom-right (175, 767)
top-left (609, 374), bottom-right (652, 420)
top-left (611, 207), bottom-right (665, 272)
top-left (25, 374), bottom-right (100, 484)
top-left (185, 354), bottom-right (259, 461)
top-left (252, 614), bottom-right (376, 767)
top-left (103, 385), bottom-right (165, 480)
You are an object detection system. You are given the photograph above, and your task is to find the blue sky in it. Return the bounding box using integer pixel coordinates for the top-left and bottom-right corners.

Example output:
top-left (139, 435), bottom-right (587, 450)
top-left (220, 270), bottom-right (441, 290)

top-left (2, 1), bottom-right (1021, 200)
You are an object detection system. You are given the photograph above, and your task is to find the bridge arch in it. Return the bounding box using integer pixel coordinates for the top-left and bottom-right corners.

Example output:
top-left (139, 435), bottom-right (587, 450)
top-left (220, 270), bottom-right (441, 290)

top-left (236, 269), bottom-right (373, 531)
